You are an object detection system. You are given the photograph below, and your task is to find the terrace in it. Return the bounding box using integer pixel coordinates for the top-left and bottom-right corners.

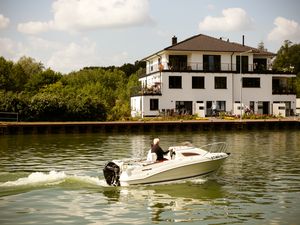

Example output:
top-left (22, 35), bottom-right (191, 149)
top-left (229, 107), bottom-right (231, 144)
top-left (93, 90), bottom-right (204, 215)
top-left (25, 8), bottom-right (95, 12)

top-left (148, 61), bottom-right (281, 74)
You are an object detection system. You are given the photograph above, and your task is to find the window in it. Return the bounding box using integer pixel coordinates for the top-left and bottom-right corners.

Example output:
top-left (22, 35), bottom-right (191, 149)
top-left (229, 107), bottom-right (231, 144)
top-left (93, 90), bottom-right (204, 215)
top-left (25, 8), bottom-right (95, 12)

top-left (254, 58), bottom-right (267, 72)
top-left (150, 60), bottom-right (153, 72)
top-left (272, 77), bottom-right (296, 94)
top-left (169, 76), bottom-right (182, 89)
top-left (236, 56), bottom-right (249, 72)
top-left (150, 99), bottom-right (159, 111)
top-left (203, 55), bottom-right (221, 71)
top-left (243, 78), bottom-right (260, 88)
top-left (192, 76), bottom-right (205, 89)
top-left (215, 77), bottom-right (227, 89)
top-left (216, 101), bottom-right (226, 111)
top-left (169, 55), bottom-right (187, 71)
top-left (175, 101), bottom-right (193, 115)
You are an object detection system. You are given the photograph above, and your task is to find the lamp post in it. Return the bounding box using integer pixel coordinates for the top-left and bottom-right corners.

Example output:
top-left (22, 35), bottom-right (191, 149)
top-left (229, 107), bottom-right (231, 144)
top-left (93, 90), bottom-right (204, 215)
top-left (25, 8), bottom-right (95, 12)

top-left (239, 49), bottom-right (253, 120)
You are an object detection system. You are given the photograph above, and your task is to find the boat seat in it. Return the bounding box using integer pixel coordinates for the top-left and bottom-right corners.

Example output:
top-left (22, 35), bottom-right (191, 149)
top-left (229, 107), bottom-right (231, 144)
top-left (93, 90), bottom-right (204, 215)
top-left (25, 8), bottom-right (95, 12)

top-left (146, 151), bottom-right (157, 162)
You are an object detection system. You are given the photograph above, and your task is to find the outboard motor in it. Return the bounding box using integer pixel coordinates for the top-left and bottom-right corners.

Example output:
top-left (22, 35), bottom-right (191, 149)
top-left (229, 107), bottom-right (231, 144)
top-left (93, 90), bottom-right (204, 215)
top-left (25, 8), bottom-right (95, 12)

top-left (103, 162), bottom-right (120, 186)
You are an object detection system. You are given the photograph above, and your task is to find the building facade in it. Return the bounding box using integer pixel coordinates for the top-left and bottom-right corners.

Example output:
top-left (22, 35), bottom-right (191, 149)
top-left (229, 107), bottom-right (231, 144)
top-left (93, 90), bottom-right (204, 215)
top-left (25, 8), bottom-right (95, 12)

top-left (131, 34), bottom-right (296, 117)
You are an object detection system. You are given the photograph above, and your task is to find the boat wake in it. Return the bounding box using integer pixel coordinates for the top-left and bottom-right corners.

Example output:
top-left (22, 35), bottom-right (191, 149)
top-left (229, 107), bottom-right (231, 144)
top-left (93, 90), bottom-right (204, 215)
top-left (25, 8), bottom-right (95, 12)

top-left (0, 170), bottom-right (209, 196)
top-left (0, 170), bottom-right (109, 189)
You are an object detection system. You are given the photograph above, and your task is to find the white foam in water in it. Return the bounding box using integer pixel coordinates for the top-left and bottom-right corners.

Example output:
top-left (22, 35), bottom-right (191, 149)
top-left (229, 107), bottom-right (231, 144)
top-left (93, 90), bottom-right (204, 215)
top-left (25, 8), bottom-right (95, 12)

top-left (0, 170), bottom-right (109, 188)
top-left (0, 171), bottom-right (67, 187)
top-left (69, 175), bottom-right (109, 187)
top-left (190, 178), bottom-right (207, 184)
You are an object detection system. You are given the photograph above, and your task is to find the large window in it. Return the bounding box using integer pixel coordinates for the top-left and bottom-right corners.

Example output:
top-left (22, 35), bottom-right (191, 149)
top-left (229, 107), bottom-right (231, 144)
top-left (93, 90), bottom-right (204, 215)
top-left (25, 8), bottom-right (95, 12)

top-left (150, 99), bottom-right (159, 111)
top-left (243, 78), bottom-right (260, 88)
top-left (169, 76), bottom-right (182, 89)
top-left (169, 55), bottom-right (187, 71)
top-left (215, 77), bottom-right (227, 89)
top-left (176, 101), bottom-right (193, 115)
top-left (254, 58), bottom-right (267, 72)
top-left (192, 76), bottom-right (205, 89)
top-left (272, 77), bottom-right (296, 94)
top-left (203, 55), bottom-right (221, 71)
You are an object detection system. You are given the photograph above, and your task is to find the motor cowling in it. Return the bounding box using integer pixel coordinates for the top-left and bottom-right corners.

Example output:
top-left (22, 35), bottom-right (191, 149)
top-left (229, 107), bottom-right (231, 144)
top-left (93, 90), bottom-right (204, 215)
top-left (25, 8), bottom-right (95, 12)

top-left (103, 162), bottom-right (120, 186)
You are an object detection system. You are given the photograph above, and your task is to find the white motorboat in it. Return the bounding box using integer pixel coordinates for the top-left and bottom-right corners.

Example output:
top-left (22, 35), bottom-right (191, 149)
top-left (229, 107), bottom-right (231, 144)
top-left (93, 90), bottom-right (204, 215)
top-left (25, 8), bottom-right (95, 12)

top-left (103, 142), bottom-right (230, 186)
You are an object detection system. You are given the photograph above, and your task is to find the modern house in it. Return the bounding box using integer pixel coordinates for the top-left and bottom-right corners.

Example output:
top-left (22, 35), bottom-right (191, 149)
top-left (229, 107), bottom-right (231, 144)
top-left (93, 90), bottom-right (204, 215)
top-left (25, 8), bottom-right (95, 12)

top-left (130, 34), bottom-right (296, 118)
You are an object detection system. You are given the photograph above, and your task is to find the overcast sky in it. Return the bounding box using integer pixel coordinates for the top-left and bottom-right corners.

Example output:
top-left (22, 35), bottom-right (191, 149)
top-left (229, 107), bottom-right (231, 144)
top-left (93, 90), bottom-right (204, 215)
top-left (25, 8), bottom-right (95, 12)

top-left (0, 0), bottom-right (299, 73)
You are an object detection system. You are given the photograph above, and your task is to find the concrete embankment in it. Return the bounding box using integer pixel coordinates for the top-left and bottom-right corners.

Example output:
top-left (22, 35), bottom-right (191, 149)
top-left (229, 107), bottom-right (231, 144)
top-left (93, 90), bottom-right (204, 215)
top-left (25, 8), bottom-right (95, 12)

top-left (0, 118), bottom-right (299, 135)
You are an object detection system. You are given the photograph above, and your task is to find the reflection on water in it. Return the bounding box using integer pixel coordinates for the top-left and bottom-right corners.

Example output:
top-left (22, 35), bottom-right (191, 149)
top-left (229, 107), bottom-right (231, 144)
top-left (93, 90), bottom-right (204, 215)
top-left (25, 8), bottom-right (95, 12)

top-left (0, 130), bottom-right (300, 224)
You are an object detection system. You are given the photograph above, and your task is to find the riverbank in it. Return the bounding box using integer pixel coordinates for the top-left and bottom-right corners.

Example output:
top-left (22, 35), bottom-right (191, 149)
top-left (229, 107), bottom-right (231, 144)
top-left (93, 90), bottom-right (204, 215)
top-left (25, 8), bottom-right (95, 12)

top-left (0, 117), bottom-right (299, 135)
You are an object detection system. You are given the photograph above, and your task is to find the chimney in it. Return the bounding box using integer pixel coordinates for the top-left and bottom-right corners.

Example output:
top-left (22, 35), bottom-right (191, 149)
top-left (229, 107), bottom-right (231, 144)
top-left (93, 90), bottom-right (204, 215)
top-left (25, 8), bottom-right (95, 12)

top-left (172, 36), bottom-right (177, 45)
top-left (242, 35), bottom-right (245, 46)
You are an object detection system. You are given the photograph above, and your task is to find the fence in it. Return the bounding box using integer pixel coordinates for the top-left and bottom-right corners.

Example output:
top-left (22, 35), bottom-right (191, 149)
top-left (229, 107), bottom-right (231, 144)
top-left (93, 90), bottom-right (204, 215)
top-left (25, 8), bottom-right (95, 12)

top-left (0, 112), bottom-right (19, 122)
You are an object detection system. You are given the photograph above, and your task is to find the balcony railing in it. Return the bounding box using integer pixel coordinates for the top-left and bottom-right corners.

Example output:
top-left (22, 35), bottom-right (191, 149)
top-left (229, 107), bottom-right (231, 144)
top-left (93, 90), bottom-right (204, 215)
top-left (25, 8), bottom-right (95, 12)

top-left (272, 88), bottom-right (296, 95)
top-left (131, 84), bottom-right (162, 96)
top-left (148, 62), bottom-right (278, 74)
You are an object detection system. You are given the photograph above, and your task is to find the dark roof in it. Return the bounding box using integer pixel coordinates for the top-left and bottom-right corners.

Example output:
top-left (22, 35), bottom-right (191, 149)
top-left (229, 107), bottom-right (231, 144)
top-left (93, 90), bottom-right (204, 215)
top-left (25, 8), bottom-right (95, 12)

top-left (145, 34), bottom-right (275, 59)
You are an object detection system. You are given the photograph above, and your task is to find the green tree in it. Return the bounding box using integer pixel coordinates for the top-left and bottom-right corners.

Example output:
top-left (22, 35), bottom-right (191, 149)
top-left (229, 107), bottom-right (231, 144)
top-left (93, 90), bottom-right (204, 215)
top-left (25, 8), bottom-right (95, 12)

top-left (0, 57), bottom-right (13, 91)
top-left (25, 68), bottom-right (62, 92)
top-left (257, 41), bottom-right (266, 51)
top-left (273, 40), bottom-right (300, 73)
top-left (17, 56), bottom-right (44, 78)
top-left (11, 63), bottom-right (27, 91)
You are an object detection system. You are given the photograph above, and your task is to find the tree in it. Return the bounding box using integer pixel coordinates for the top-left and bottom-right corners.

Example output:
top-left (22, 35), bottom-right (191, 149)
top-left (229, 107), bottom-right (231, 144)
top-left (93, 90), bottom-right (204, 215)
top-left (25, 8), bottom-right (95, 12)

top-left (25, 68), bottom-right (62, 92)
top-left (257, 41), bottom-right (266, 51)
top-left (11, 63), bottom-right (26, 92)
top-left (273, 40), bottom-right (300, 73)
top-left (0, 57), bottom-right (13, 91)
top-left (17, 56), bottom-right (44, 79)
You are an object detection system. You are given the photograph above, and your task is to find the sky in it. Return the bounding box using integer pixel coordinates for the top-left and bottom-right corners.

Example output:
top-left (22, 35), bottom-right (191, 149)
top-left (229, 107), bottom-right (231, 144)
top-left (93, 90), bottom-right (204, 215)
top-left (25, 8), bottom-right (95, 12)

top-left (0, 0), bottom-right (299, 73)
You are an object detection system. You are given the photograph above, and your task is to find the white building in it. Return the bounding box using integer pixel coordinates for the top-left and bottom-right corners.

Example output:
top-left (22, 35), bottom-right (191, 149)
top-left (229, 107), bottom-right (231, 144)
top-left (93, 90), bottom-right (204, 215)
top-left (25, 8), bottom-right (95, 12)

top-left (131, 34), bottom-right (296, 117)
top-left (296, 98), bottom-right (300, 116)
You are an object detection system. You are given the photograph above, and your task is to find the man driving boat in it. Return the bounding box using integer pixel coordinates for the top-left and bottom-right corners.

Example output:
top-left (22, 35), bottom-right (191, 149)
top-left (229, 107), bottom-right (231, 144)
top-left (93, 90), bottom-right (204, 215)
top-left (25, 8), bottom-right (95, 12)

top-left (151, 138), bottom-right (169, 161)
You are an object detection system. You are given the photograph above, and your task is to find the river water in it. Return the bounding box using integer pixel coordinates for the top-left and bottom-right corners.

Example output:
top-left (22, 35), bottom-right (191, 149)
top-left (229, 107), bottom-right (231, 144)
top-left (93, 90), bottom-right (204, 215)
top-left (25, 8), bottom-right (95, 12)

top-left (0, 130), bottom-right (299, 225)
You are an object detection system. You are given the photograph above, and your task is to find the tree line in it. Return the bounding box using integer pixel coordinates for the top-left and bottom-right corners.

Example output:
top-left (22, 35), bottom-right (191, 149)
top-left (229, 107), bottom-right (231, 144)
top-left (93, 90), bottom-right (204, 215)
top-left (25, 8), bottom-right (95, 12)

top-left (0, 56), bottom-right (143, 121)
top-left (0, 40), bottom-right (299, 121)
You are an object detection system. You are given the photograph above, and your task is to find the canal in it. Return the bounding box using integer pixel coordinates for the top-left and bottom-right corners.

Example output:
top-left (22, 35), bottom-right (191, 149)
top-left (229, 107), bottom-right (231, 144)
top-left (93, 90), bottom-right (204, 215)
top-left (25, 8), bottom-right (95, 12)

top-left (0, 130), bottom-right (299, 224)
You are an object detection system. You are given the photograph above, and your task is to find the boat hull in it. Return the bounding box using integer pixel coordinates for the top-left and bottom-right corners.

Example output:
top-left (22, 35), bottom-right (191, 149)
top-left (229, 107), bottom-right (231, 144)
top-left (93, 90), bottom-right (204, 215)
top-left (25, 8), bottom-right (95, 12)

top-left (119, 156), bottom-right (228, 186)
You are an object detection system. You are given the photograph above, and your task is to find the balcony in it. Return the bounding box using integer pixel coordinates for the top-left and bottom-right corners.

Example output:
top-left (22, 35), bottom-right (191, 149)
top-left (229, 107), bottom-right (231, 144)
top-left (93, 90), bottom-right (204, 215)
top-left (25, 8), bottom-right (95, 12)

top-left (131, 83), bottom-right (162, 96)
top-left (147, 62), bottom-right (288, 74)
top-left (272, 88), bottom-right (296, 95)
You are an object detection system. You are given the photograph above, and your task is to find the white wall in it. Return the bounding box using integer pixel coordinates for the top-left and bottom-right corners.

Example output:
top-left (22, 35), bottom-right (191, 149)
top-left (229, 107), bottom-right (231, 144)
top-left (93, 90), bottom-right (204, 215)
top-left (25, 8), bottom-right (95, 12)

top-left (159, 72), bottom-right (233, 112)
top-left (296, 99), bottom-right (300, 115)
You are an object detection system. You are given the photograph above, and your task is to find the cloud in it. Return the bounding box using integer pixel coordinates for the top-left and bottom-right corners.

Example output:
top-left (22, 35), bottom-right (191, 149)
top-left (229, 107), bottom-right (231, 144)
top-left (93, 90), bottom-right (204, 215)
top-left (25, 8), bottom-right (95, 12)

top-left (17, 0), bottom-right (151, 34)
top-left (268, 17), bottom-right (300, 43)
top-left (47, 40), bottom-right (99, 73)
top-left (199, 8), bottom-right (254, 32)
top-left (0, 38), bottom-right (15, 58)
top-left (206, 4), bottom-right (215, 11)
top-left (0, 14), bottom-right (10, 29)
top-left (0, 36), bottom-right (131, 73)
top-left (18, 21), bottom-right (52, 35)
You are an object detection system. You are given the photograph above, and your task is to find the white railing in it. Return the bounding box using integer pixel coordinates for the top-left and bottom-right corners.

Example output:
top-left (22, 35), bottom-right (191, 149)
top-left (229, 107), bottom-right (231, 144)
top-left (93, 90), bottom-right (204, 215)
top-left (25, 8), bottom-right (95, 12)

top-left (148, 62), bottom-right (257, 73)
top-left (199, 142), bottom-right (228, 153)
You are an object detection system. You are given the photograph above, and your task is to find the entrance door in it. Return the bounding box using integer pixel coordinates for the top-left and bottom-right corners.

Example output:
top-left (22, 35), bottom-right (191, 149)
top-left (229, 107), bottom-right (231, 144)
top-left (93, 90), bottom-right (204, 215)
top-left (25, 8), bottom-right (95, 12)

top-left (195, 101), bottom-right (205, 117)
top-left (206, 101), bottom-right (212, 116)
top-left (263, 102), bottom-right (269, 114)
top-left (258, 101), bottom-right (269, 114)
